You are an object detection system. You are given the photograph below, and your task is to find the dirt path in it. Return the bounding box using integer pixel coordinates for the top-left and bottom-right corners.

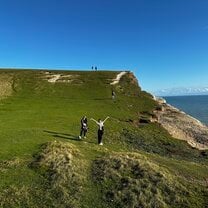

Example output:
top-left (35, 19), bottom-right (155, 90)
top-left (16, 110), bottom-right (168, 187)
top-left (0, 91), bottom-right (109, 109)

top-left (48, 74), bottom-right (61, 83)
top-left (110, 71), bottom-right (127, 85)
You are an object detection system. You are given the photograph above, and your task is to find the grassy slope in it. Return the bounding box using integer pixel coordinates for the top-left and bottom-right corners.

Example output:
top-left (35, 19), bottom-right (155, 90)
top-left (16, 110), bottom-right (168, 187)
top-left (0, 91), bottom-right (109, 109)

top-left (0, 69), bottom-right (208, 208)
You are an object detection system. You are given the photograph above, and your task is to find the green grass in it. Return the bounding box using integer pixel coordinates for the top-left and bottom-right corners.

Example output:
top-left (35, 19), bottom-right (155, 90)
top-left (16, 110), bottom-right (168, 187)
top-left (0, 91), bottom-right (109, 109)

top-left (92, 153), bottom-right (199, 208)
top-left (0, 69), bottom-right (208, 207)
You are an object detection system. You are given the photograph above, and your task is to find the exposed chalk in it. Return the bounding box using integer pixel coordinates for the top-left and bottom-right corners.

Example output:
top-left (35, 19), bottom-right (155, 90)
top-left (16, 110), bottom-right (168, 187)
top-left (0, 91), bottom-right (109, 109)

top-left (110, 71), bottom-right (127, 85)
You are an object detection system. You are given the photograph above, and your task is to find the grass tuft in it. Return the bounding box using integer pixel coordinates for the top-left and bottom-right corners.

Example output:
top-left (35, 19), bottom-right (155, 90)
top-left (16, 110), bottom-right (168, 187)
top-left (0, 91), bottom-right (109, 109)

top-left (31, 141), bottom-right (84, 208)
top-left (92, 153), bottom-right (196, 208)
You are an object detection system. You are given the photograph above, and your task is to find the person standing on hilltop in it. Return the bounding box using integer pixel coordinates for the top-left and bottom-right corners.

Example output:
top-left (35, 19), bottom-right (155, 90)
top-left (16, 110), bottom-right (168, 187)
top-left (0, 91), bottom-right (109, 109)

top-left (90, 116), bottom-right (110, 145)
top-left (79, 116), bottom-right (88, 139)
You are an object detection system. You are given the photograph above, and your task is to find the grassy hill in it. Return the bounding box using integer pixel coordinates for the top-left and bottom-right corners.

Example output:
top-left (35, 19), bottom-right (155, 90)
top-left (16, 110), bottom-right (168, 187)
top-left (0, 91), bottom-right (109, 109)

top-left (0, 69), bottom-right (208, 208)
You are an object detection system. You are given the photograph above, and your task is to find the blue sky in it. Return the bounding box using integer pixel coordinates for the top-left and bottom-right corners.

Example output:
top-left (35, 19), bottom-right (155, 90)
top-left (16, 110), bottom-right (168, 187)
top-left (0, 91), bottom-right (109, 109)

top-left (0, 0), bottom-right (208, 93)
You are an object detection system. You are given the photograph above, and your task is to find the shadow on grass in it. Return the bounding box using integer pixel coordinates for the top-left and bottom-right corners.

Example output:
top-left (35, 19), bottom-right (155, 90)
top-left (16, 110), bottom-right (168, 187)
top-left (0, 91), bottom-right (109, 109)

top-left (44, 130), bottom-right (95, 144)
top-left (93, 98), bottom-right (111, 101)
top-left (44, 130), bottom-right (79, 141)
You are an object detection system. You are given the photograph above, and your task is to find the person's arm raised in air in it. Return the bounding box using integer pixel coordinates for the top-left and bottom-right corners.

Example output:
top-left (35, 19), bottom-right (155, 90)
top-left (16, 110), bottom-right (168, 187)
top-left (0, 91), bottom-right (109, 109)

top-left (103, 116), bottom-right (110, 123)
top-left (90, 118), bottom-right (99, 125)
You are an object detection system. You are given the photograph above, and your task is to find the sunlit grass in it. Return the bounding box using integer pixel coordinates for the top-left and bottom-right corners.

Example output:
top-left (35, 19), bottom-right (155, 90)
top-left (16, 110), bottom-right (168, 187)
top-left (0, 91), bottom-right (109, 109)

top-left (0, 69), bottom-right (207, 207)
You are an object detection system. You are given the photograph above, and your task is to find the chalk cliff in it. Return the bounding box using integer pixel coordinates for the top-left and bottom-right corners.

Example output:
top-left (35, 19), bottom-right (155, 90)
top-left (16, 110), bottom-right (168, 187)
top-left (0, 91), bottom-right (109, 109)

top-left (154, 97), bottom-right (208, 150)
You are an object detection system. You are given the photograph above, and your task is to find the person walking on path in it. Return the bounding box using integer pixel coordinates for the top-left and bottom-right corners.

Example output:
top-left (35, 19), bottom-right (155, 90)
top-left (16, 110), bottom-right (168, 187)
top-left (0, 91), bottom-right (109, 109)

top-left (112, 90), bottom-right (116, 100)
top-left (90, 116), bottom-right (110, 145)
top-left (79, 116), bottom-right (88, 139)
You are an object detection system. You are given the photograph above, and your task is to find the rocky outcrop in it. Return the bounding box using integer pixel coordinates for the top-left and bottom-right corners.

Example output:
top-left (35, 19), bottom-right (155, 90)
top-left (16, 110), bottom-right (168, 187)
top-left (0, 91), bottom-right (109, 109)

top-left (154, 97), bottom-right (208, 150)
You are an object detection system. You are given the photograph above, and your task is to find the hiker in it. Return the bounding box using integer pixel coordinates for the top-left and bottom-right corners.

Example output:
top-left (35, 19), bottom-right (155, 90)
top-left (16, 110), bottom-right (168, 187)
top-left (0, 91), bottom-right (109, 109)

top-left (90, 116), bottom-right (110, 145)
top-left (79, 116), bottom-right (88, 139)
top-left (112, 90), bottom-right (116, 100)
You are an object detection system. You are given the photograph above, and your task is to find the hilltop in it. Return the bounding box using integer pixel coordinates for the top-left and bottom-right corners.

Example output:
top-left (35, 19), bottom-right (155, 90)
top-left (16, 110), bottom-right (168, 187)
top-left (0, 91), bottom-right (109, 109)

top-left (0, 69), bottom-right (208, 208)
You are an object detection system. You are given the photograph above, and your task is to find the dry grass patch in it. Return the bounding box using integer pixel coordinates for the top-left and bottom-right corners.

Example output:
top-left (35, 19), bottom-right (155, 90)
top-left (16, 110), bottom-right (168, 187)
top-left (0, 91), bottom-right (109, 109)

top-left (0, 73), bottom-right (13, 99)
top-left (0, 186), bottom-right (34, 208)
top-left (0, 158), bottom-right (24, 173)
top-left (0, 141), bottom-right (85, 208)
top-left (92, 153), bottom-right (192, 208)
top-left (31, 141), bottom-right (84, 208)
top-left (0, 184), bottom-right (58, 208)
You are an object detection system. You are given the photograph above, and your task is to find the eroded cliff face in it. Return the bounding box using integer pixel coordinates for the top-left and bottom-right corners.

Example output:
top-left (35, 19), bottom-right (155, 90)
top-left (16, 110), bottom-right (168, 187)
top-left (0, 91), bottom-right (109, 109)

top-left (154, 98), bottom-right (208, 150)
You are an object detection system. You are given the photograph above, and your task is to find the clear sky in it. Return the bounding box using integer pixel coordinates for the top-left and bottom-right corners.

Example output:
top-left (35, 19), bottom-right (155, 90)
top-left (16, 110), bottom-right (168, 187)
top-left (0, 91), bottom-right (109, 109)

top-left (0, 0), bottom-right (208, 92)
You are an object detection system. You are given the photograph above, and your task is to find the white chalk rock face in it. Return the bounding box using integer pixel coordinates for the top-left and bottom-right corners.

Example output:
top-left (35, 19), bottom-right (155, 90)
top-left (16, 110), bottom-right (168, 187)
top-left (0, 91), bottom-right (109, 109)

top-left (110, 71), bottom-right (127, 85)
top-left (154, 97), bottom-right (208, 150)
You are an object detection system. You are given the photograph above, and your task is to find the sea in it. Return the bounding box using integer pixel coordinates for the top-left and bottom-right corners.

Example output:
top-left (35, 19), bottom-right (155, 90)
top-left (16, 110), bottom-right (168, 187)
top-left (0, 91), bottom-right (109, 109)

top-left (163, 95), bottom-right (208, 125)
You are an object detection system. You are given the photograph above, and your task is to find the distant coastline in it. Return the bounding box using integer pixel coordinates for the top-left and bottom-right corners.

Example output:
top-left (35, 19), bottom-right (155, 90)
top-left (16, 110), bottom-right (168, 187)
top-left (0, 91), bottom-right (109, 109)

top-left (153, 86), bottom-right (208, 97)
top-left (162, 94), bottom-right (208, 97)
top-left (163, 95), bottom-right (208, 125)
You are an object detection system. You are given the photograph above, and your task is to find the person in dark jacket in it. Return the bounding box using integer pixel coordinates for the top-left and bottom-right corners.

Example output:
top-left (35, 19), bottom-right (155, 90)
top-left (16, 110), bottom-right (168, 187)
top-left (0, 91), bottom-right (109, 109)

top-left (79, 116), bottom-right (88, 139)
top-left (112, 90), bottom-right (116, 100)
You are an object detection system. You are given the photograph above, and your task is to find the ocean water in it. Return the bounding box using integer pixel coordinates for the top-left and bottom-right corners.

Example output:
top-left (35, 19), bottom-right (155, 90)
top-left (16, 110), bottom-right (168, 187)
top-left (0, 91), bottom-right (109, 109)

top-left (163, 95), bottom-right (208, 125)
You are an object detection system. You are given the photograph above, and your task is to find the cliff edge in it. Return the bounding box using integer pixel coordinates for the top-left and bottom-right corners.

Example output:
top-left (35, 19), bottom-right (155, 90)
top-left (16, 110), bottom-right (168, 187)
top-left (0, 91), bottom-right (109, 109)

top-left (154, 97), bottom-right (208, 150)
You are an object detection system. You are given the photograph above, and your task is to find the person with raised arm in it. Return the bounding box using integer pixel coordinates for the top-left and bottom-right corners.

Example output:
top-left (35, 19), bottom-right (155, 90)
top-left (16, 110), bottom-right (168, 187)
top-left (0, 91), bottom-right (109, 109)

top-left (90, 116), bottom-right (110, 145)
